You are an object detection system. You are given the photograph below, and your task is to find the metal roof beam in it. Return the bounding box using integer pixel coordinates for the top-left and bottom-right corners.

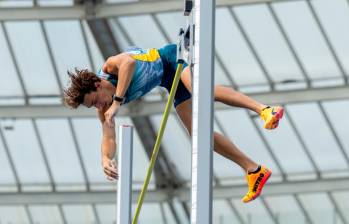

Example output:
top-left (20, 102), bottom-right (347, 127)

top-left (0, 86), bottom-right (348, 118)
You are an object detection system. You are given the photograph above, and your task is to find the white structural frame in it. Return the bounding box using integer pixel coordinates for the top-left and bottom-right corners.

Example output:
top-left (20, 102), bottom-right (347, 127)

top-left (116, 125), bottom-right (133, 224)
top-left (190, 0), bottom-right (215, 223)
top-left (0, 86), bottom-right (347, 118)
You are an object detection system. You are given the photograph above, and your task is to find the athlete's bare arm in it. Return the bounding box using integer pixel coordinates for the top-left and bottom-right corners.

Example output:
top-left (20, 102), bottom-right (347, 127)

top-left (98, 108), bottom-right (118, 180)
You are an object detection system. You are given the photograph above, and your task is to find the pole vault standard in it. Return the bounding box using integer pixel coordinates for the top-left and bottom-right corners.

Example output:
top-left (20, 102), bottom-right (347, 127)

top-left (116, 125), bottom-right (133, 224)
top-left (190, 0), bottom-right (215, 223)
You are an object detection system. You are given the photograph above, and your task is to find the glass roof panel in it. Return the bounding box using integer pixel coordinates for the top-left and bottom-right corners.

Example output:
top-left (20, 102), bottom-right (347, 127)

top-left (29, 205), bottom-right (63, 224)
top-left (298, 192), bottom-right (335, 224)
top-left (109, 18), bottom-right (132, 51)
top-left (150, 114), bottom-right (191, 180)
top-left (155, 12), bottom-right (185, 43)
top-left (44, 20), bottom-right (91, 87)
top-left (332, 191), bottom-right (349, 223)
top-left (4, 21), bottom-right (60, 95)
top-left (71, 118), bottom-right (108, 184)
top-left (213, 200), bottom-right (241, 223)
top-left (322, 100), bottom-right (349, 159)
top-left (118, 15), bottom-right (167, 49)
top-left (265, 195), bottom-right (305, 224)
top-left (0, 128), bottom-right (16, 186)
top-left (216, 109), bottom-right (281, 176)
top-left (286, 103), bottom-right (348, 171)
top-left (0, 206), bottom-right (29, 223)
top-left (0, 0), bottom-right (33, 7)
top-left (82, 20), bottom-right (105, 72)
top-left (213, 120), bottom-right (246, 181)
top-left (216, 7), bottom-right (268, 87)
top-left (138, 203), bottom-right (164, 223)
top-left (0, 25), bottom-right (23, 97)
top-left (232, 198), bottom-right (274, 224)
top-left (37, 0), bottom-right (73, 6)
top-left (254, 114), bottom-right (315, 176)
top-left (2, 119), bottom-right (50, 185)
top-left (35, 119), bottom-right (85, 186)
top-left (312, 0), bottom-right (349, 77)
top-left (233, 4), bottom-right (304, 84)
top-left (161, 202), bottom-right (177, 224)
top-left (272, 1), bottom-right (342, 81)
top-left (62, 204), bottom-right (96, 223)
top-left (95, 204), bottom-right (116, 224)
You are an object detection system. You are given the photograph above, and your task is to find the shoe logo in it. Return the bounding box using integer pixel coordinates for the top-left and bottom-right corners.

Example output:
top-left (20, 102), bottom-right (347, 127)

top-left (271, 108), bottom-right (277, 115)
top-left (253, 173), bottom-right (264, 192)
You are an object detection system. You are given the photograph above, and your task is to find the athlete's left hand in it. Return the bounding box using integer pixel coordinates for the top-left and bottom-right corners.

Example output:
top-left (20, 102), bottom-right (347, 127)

top-left (104, 101), bottom-right (121, 128)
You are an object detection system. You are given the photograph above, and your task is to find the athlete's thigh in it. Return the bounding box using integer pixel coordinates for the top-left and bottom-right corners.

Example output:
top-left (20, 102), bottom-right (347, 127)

top-left (175, 98), bottom-right (192, 135)
top-left (180, 66), bottom-right (192, 93)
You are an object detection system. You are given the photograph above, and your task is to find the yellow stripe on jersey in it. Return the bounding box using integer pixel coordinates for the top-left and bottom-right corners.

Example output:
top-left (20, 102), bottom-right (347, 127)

top-left (131, 48), bottom-right (160, 62)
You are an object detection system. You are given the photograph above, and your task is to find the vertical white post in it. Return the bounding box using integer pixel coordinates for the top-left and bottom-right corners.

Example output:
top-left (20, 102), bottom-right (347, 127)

top-left (191, 0), bottom-right (215, 223)
top-left (117, 125), bottom-right (133, 224)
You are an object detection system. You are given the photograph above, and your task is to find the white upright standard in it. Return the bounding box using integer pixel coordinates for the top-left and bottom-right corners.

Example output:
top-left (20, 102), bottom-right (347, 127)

top-left (116, 125), bottom-right (133, 224)
top-left (190, 0), bottom-right (215, 223)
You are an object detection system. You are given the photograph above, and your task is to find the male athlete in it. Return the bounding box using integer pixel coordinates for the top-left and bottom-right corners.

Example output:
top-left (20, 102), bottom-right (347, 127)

top-left (63, 44), bottom-right (284, 203)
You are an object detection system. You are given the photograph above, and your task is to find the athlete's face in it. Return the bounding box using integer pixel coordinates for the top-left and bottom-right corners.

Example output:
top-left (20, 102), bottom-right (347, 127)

top-left (83, 82), bottom-right (112, 110)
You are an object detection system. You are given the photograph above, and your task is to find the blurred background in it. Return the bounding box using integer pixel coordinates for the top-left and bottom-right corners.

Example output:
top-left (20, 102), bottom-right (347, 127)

top-left (0, 0), bottom-right (349, 223)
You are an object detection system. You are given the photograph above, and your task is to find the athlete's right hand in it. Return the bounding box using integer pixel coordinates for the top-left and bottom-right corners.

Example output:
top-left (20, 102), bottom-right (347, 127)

top-left (102, 157), bottom-right (118, 181)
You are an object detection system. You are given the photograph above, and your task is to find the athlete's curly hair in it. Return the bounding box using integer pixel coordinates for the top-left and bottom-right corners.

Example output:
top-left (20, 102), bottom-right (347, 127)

top-left (63, 68), bottom-right (101, 109)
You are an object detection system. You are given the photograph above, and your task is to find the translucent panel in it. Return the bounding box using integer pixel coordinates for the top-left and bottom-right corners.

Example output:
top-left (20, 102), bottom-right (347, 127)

top-left (0, 128), bottom-right (16, 185)
top-left (35, 119), bottom-right (85, 186)
top-left (161, 202), bottom-right (177, 224)
top-left (332, 191), bottom-right (349, 223)
top-left (312, 0), bottom-right (349, 77)
top-left (29, 97), bottom-right (61, 105)
top-left (5, 21), bottom-right (60, 95)
top-left (0, 0), bottom-right (33, 7)
top-left (71, 118), bottom-right (108, 184)
top-left (38, 0), bottom-right (73, 6)
top-left (109, 18), bottom-right (132, 51)
top-left (150, 114), bottom-right (191, 180)
top-left (273, 1), bottom-right (342, 80)
top-left (213, 200), bottom-right (241, 224)
top-left (0, 25), bottom-right (23, 96)
top-left (322, 100), bottom-right (349, 162)
top-left (29, 205), bottom-right (63, 224)
top-left (216, 8), bottom-right (268, 86)
top-left (137, 203), bottom-right (164, 223)
top-left (286, 103), bottom-right (348, 171)
top-left (232, 198), bottom-right (274, 224)
top-left (213, 120), bottom-right (245, 182)
top-left (155, 12), bottom-right (186, 43)
top-left (95, 204), bottom-right (116, 224)
top-left (234, 5), bottom-right (304, 83)
top-left (216, 110), bottom-right (281, 175)
top-left (2, 119), bottom-right (50, 184)
top-left (82, 20), bottom-right (105, 72)
top-left (0, 206), bottom-right (29, 224)
top-left (265, 195), bottom-right (305, 224)
top-left (215, 59), bottom-right (232, 85)
top-left (62, 205), bottom-right (96, 223)
top-left (298, 193), bottom-right (335, 224)
top-left (254, 114), bottom-right (315, 176)
top-left (44, 20), bottom-right (91, 87)
top-left (118, 15), bottom-right (167, 48)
